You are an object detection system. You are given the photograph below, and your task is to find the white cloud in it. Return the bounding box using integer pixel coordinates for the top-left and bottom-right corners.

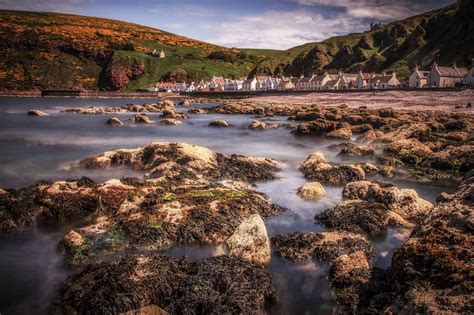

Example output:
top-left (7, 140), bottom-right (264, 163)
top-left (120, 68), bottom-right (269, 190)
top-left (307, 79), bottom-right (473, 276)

top-left (296, 0), bottom-right (444, 20)
top-left (206, 10), bottom-right (365, 49)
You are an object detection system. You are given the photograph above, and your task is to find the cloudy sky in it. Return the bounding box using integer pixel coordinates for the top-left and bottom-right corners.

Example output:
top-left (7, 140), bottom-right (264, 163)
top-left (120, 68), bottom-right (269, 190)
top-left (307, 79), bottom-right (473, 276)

top-left (0, 0), bottom-right (455, 49)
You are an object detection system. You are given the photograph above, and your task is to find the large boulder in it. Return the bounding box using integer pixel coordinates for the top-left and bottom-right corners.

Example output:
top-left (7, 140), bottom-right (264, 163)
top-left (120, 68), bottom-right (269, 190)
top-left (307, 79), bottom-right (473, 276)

top-left (53, 254), bottom-right (277, 314)
top-left (300, 153), bottom-right (365, 184)
top-left (226, 214), bottom-right (270, 265)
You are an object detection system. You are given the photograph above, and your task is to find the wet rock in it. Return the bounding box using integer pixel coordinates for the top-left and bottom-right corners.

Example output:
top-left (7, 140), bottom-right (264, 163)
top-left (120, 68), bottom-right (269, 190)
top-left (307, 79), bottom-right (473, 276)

top-left (297, 182), bottom-right (326, 200)
top-left (358, 129), bottom-right (384, 141)
top-left (384, 139), bottom-right (433, 165)
top-left (272, 231), bottom-right (373, 311)
top-left (295, 119), bottom-right (337, 135)
top-left (187, 108), bottom-right (206, 114)
top-left (327, 127), bottom-right (353, 140)
top-left (63, 103), bottom-right (174, 115)
top-left (208, 120), bottom-right (229, 127)
top-left (58, 182), bottom-right (284, 265)
top-left (134, 114), bottom-right (154, 124)
top-left (300, 153), bottom-right (365, 184)
top-left (342, 181), bottom-right (432, 221)
top-left (27, 109), bottom-right (48, 116)
top-left (249, 120), bottom-right (267, 130)
top-left (53, 254), bottom-right (277, 314)
top-left (160, 118), bottom-right (182, 126)
top-left (430, 145), bottom-right (474, 172)
top-left (79, 142), bottom-right (280, 184)
top-left (333, 143), bottom-right (374, 156)
top-left (106, 116), bottom-right (124, 126)
top-left (383, 175), bottom-right (474, 313)
top-left (178, 100), bottom-right (190, 106)
top-left (226, 214), bottom-right (270, 265)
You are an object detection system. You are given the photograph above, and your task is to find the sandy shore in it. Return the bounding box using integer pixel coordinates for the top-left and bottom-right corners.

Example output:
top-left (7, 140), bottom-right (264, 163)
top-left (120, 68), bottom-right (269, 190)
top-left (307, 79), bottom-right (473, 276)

top-left (246, 89), bottom-right (474, 113)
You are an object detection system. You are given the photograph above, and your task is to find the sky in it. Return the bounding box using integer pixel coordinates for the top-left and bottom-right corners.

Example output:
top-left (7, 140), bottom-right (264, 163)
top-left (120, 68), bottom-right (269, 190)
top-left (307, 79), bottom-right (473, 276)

top-left (0, 0), bottom-right (456, 50)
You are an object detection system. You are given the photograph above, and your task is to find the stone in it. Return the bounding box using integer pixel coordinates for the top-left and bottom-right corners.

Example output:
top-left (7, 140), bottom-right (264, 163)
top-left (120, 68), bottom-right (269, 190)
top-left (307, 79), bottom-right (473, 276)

top-left (134, 114), bottom-right (154, 124)
top-left (208, 120), bottom-right (229, 127)
top-left (297, 182), bottom-right (326, 200)
top-left (249, 120), bottom-right (267, 130)
top-left (327, 127), bottom-right (353, 140)
top-left (226, 214), bottom-right (271, 265)
top-left (160, 118), bottom-right (182, 125)
top-left (27, 109), bottom-right (48, 116)
top-left (106, 117), bottom-right (123, 126)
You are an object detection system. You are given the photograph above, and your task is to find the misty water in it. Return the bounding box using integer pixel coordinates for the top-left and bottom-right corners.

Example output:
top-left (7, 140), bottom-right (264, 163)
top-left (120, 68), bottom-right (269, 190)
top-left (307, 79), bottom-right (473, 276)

top-left (0, 97), bottom-right (456, 314)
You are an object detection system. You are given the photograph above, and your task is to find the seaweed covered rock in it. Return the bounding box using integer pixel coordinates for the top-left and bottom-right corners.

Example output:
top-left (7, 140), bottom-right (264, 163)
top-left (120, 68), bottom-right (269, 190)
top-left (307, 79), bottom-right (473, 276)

top-left (249, 120), bottom-right (267, 130)
top-left (297, 182), bottom-right (326, 200)
top-left (134, 114), bottom-right (154, 124)
top-left (106, 116), bottom-right (124, 126)
top-left (160, 118), bottom-right (182, 126)
top-left (272, 231), bottom-right (373, 311)
top-left (295, 119), bottom-right (337, 135)
top-left (226, 214), bottom-right (270, 265)
top-left (0, 178), bottom-right (136, 237)
top-left (62, 102), bottom-right (175, 115)
top-left (327, 127), bottom-right (353, 140)
top-left (53, 254), bottom-right (277, 314)
top-left (316, 180), bottom-right (432, 237)
top-left (342, 181), bottom-right (433, 221)
top-left (299, 152), bottom-right (365, 184)
top-left (208, 120), bottom-right (229, 127)
top-left (79, 142), bottom-right (280, 184)
top-left (59, 182), bottom-right (284, 265)
top-left (384, 175), bottom-right (474, 314)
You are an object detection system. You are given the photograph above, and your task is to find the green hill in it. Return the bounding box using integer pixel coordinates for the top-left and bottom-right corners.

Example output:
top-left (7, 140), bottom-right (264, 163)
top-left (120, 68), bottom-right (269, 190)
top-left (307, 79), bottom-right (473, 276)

top-left (251, 0), bottom-right (474, 81)
top-left (0, 10), bottom-right (265, 91)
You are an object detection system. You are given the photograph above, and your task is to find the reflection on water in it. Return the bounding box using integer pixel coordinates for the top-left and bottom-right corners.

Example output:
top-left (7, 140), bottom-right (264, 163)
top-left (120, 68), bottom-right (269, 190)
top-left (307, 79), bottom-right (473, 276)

top-left (0, 97), bottom-right (456, 314)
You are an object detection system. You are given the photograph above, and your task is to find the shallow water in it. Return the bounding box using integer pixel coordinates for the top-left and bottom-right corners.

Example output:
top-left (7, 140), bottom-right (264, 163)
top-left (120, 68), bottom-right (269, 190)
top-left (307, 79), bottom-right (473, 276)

top-left (0, 97), bottom-right (457, 314)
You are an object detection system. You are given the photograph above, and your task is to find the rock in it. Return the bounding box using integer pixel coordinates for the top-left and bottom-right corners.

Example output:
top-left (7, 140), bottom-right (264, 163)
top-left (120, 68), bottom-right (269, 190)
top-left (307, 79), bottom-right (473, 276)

top-left (342, 181), bottom-right (433, 221)
top-left (384, 139), bottom-right (433, 165)
top-left (134, 114), bottom-right (154, 124)
top-left (272, 231), bottom-right (373, 311)
top-left (295, 119), bottom-right (337, 135)
top-left (249, 120), bottom-right (267, 130)
top-left (297, 182), bottom-right (326, 200)
top-left (79, 142), bottom-right (280, 184)
top-left (358, 129), bottom-right (384, 141)
top-left (300, 154), bottom-right (366, 184)
top-left (430, 145), bottom-right (474, 172)
top-left (327, 127), bottom-right (353, 140)
top-left (106, 117), bottom-right (124, 126)
top-left (178, 100), bottom-right (190, 106)
top-left (382, 175), bottom-right (474, 313)
top-left (53, 254), bottom-right (277, 315)
top-left (53, 182), bottom-right (284, 265)
top-left (336, 143), bottom-right (374, 156)
top-left (226, 214), bottom-right (270, 265)
top-left (27, 109), bottom-right (48, 116)
top-left (208, 120), bottom-right (229, 127)
top-left (160, 118), bottom-right (182, 126)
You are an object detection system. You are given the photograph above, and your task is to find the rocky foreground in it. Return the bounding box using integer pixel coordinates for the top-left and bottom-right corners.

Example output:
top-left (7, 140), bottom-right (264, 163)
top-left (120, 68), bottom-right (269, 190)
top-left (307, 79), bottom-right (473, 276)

top-left (13, 100), bottom-right (474, 314)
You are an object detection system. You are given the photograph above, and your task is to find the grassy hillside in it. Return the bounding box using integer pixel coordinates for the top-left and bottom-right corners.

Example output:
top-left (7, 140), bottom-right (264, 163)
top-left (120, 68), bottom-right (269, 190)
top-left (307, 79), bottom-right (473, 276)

top-left (0, 10), bottom-right (261, 91)
top-left (252, 0), bottom-right (474, 81)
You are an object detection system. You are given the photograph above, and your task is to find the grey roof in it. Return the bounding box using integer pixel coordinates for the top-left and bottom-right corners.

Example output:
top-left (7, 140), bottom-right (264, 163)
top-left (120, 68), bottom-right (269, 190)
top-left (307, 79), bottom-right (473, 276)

top-left (369, 75), bottom-right (393, 84)
top-left (437, 66), bottom-right (462, 78)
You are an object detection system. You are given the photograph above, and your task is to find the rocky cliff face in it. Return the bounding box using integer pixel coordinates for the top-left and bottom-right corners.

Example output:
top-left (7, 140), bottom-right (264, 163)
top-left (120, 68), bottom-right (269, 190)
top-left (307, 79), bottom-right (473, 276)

top-left (254, 0), bottom-right (474, 80)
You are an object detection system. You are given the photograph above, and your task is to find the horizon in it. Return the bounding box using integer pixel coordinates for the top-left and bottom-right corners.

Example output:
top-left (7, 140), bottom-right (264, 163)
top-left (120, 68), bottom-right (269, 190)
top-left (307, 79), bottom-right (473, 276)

top-left (0, 0), bottom-right (456, 50)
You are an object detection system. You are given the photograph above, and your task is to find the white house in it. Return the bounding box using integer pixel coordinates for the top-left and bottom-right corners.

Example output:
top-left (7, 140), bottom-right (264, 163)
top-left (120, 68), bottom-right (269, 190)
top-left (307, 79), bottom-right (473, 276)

top-left (277, 78), bottom-right (295, 90)
top-left (209, 76), bottom-right (225, 92)
top-left (323, 77), bottom-right (346, 90)
top-left (409, 65), bottom-right (430, 88)
top-left (224, 78), bottom-right (244, 91)
top-left (368, 72), bottom-right (400, 89)
top-left (186, 82), bottom-right (196, 92)
top-left (156, 82), bottom-right (183, 93)
top-left (242, 77), bottom-right (258, 91)
top-left (341, 72), bottom-right (358, 89)
top-left (196, 80), bottom-right (209, 91)
top-left (257, 76), bottom-right (279, 91)
top-left (309, 73), bottom-right (336, 90)
top-left (356, 70), bottom-right (376, 89)
top-left (295, 75), bottom-right (314, 90)
top-left (428, 63), bottom-right (466, 88)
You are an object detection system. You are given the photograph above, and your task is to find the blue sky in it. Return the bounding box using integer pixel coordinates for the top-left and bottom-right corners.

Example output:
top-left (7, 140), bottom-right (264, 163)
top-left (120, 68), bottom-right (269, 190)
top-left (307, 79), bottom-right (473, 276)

top-left (0, 0), bottom-right (455, 49)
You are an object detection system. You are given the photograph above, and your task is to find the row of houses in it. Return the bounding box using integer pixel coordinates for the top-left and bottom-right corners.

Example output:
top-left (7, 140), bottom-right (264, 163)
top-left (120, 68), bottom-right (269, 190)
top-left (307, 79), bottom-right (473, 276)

top-left (149, 61), bottom-right (474, 93)
top-left (150, 71), bottom-right (401, 93)
top-left (409, 62), bottom-right (474, 88)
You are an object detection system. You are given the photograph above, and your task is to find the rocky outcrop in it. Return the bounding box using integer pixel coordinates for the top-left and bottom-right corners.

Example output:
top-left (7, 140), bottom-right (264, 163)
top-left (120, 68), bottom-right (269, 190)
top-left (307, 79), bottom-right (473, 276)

top-left (57, 181), bottom-right (283, 265)
top-left (297, 182), bottom-right (326, 200)
top-left (53, 254), bottom-right (277, 314)
top-left (299, 152), bottom-right (365, 184)
top-left (79, 142), bottom-right (280, 184)
top-left (315, 181), bottom-right (432, 237)
top-left (382, 174), bottom-right (474, 314)
top-left (62, 102), bottom-right (175, 115)
top-left (104, 57), bottom-right (145, 91)
top-left (226, 214), bottom-right (270, 265)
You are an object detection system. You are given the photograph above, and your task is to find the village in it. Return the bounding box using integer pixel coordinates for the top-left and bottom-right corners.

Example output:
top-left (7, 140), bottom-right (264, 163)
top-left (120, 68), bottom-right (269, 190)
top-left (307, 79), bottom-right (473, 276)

top-left (149, 59), bottom-right (474, 93)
